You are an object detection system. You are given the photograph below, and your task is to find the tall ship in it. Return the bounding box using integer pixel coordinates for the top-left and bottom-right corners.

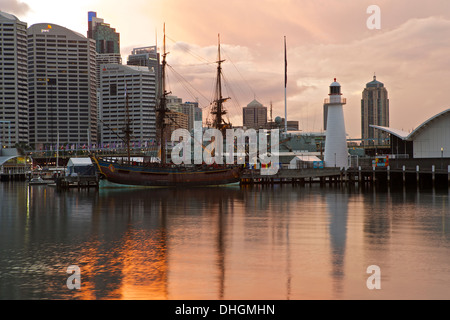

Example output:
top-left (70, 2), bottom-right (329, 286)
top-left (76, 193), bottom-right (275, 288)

top-left (91, 28), bottom-right (243, 187)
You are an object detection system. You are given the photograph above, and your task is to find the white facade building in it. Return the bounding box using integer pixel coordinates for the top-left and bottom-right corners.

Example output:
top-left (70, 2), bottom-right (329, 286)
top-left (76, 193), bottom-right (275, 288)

top-left (0, 12), bottom-right (28, 146)
top-left (324, 79), bottom-right (348, 168)
top-left (27, 23), bottom-right (97, 147)
top-left (99, 64), bottom-right (157, 145)
top-left (371, 109), bottom-right (450, 159)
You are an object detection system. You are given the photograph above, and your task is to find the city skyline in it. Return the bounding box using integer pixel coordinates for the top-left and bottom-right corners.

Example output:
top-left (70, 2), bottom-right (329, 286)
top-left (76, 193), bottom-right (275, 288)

top-left (5, 0), bottom-right (450, 139)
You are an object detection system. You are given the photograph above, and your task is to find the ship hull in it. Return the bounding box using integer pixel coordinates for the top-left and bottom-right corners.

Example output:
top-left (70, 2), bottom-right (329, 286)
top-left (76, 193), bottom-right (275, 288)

top-left (92, 157), bottom-right (242, 187)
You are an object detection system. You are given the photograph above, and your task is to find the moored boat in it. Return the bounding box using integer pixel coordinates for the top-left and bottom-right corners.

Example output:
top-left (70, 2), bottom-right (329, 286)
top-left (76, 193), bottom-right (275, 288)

top-left (91, 27), bottom-right (243, 187)
top-left (92, 157), bottom-right (242, 187)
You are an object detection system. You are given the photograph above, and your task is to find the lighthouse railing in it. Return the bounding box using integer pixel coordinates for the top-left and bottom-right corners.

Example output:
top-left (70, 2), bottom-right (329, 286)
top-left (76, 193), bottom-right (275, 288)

top-left (323, 98), bottom-right (346, 105)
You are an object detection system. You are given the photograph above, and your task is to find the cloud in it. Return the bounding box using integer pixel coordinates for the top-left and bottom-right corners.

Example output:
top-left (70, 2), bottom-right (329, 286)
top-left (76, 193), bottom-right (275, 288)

top-left (283, 16), bottom-right (450, 137)
top-left (160, 15), bottom-right (450, 138)
top-left (1, 0), bottom-right (30, 16)
top-left (96, 0), bottom-right (450, 137)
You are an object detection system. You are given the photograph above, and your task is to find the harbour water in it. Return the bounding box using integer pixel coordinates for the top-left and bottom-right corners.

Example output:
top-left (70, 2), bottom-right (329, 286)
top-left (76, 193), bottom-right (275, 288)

top-left (1, 182), bottom-right (450, 300)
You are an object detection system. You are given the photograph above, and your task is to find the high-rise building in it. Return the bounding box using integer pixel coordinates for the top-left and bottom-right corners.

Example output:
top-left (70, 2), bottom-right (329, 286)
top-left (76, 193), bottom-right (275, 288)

top-left (182, 101), bottom-right (202, 132)
top-left (127, 46), bottom-right (159, 69)
top-left (165, 111), bottom-right (189, 140)
top-left (87, 12), bottom-right (122, 144)
top-left (0, 12), bottom-right (28, 147)
top-left (87, 12), bottom-right (120, 56)
top-left (87, 12), bottom-right (121, 75)
top-left (361, 75), bottom-right (389, 146)
top-left (166, 95), bottom-right (183, 109)
top-left (243, 99), bottom-right (267, 129)
top-left (99, 64), bottom-right (157, 145)
top-left (165, 95), bottom-right (202, 132)
top-left (27, 23), bottom-right (97, 148)
top-left (127, 46), bottom-right (161, 98)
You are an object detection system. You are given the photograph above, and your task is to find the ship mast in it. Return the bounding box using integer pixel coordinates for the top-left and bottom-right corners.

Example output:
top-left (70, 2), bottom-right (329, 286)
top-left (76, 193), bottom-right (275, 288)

top-left (211, 34), bottom-right (230, 134)
top-left (157, 24), bottom-right (171, 164)
top-left (124, 81), bottom-right (132, 163)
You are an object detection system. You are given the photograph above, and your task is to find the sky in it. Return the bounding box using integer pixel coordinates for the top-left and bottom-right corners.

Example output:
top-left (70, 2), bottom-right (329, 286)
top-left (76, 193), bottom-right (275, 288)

top-left (4, 0), bottom-right (450, 138)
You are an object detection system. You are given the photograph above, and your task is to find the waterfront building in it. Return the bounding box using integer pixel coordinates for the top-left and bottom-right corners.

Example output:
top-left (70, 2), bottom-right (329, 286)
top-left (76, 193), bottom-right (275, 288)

top-left (361, 75), bottom-right (389, 146)
top-left (243, 99), bottom-right (267, 129)
top-left (371, 109), bottom-right (450, 159)
top-left (99, 64), bottom-right (157, 145)
top-left (324, 79), bottom-right (348, 168)
top-left (0, 12), bottom-right (28, 147)
top-left (27, 23), bottom-right (97, 148)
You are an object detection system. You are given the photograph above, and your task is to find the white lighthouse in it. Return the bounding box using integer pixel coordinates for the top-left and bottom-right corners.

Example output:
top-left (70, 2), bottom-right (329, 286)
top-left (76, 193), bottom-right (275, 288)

top-left (324, 78), bottom-right (348, 168)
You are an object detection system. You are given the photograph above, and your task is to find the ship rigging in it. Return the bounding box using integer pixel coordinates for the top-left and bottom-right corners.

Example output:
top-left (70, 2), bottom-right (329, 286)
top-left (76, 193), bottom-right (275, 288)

top-left (90, 26), bottom-right (243, 187)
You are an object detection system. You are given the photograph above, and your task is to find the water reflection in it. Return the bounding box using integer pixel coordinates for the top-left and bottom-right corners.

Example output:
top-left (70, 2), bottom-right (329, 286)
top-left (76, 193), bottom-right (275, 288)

top-left (77, 186), bottom-right (243, 300)
top-left (1, 182), bottom-right (450, 299)
top-left (325, 190), bottom-right (348, 296)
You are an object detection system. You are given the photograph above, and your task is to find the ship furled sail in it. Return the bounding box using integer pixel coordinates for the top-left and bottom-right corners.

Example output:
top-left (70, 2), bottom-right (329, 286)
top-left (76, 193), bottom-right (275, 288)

top-left (91, 27), bottom-right (243, 187)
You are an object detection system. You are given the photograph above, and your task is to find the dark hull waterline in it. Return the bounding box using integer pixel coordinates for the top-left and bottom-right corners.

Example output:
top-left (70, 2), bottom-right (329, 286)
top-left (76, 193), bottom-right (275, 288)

top-left (93, 157), bottom-right (242, 187)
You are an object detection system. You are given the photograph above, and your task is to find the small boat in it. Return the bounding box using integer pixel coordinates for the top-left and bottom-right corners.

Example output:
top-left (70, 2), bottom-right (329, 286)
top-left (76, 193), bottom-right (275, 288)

top-left (27, 176), bottom-right (52, 185)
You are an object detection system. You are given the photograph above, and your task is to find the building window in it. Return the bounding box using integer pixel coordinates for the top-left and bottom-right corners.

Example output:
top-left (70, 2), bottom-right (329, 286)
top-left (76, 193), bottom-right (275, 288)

top-left (110, 83), bottom-right (117, 96)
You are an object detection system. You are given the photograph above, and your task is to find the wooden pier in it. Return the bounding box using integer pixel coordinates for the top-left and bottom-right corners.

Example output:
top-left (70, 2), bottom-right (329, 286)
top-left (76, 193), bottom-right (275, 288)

top-left (241, 165), bottom-right (450, 189)
top-left (0, 172), bottom-right (27, 181)
top-left (241, 168), bottom-right (343, 185)
top-left (54, 175), bottom-right (99, 190)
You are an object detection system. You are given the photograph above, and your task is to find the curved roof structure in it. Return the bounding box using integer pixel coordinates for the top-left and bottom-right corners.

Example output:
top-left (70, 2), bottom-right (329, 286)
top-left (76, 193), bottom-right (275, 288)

top-left (0, 156), bottom-right (21, 167)
top-left (371, 108), bottom-right (450, 141)
top-left (370, 125), bottom-right (410, 140)
top-left (28, 23), bottom-right (86, 39)
top-left (408, 108), bottom-right (450, 140)
top-left (0, 11), bottom-right (19, 21)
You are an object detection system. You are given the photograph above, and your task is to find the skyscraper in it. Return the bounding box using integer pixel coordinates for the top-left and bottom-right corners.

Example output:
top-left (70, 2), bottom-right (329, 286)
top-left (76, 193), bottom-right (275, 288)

top-left (182, 101), bottom-right (202, 132)
top-left (99, 64), bottom-right (157, 145)
top-left (243, 99), bottom-right (267, 129)
top-left (0, 12), bottom-right (28, 147)
top-left (166, 96), bottom-right (202, 132)
top-left (87, 12), bottom-right (121, 77)
top-left (87, 12), bottom-right (121, 144)
top-left (127, 46), bottom-right (159, 69)
top-left (361, 75), bottom-right (389, 146)
top-left (28, 23), bottom-right (97, 148)
top-left (87, 11), bottom-right (120, 57)
top-left (127, 46), bottom-right (161, 99)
